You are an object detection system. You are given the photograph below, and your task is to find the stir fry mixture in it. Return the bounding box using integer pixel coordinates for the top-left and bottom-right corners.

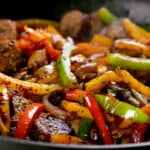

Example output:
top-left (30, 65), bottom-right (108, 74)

top-left (1, 8), bottom-right (150, 145)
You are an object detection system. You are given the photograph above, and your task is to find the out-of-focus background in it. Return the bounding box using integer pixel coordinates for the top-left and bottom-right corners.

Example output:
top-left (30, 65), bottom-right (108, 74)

top-left (0, 0), bottom-right (150, 23)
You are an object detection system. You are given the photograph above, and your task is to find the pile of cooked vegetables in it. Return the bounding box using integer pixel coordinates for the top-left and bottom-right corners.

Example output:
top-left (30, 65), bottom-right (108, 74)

top-left (1, 7), bottom-right (150, 145)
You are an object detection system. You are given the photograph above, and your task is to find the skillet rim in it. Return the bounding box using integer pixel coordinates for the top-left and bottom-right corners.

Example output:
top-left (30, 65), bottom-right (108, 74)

top-left (0, 136), bottom-right (150, 149)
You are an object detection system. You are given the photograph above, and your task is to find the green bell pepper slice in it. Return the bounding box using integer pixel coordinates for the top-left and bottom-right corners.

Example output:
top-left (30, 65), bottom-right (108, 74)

top-left (108, 53), bottom-right (150, 71)
top-left (57, 42), bottom-right (77, 87)
top-left (98, 7), bottom-right (117, 24)
top-left (94, 94), bottom-right (150, 123)
top-left (77, 118), bottom-right (93, 139)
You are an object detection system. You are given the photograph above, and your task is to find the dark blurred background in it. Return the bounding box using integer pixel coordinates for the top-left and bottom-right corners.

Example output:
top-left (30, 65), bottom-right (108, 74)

top-left (0, 0), bottom-right (104, 20)
top-left (0, 0), bottom-right (150, 23)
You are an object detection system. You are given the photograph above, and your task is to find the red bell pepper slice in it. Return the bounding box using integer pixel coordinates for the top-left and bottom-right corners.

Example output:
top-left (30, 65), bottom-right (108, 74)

top-left (44, 39), bottom-right (60, 60)
top-left (18, 27), bottom-right (60, 60)
top-left (14, 103), bottom-right (45, 139)
top-left (83, 93), bottom-right (113, 144)
top-left (18, 39), bottom-right (37, 56)
top-left (132, 123), bottom-right (147, 143)
top-left (46, 46), bottom-right (60, 60)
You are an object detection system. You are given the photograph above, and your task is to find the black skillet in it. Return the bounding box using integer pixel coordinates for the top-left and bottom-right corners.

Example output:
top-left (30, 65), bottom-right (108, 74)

top-left (0, 0), bottom-right (150, 149)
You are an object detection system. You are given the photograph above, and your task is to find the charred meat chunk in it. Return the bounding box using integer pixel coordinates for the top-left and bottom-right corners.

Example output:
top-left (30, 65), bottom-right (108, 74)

top-left (0, 20), bottom-right (23, 73)
top-left (71, 55), bottom-right (97, 81)
top-left (0, 20), bottom-right (17, 40)
top-left (10, 90), bottom-right (32, 135)
top-left (11, 91), bottom-right (32, 114)
top-left (32, 113), bottom-right (71, 141)
top-left (0, 40), bottom-right (23, 73)
top-left (27, 49), bottom-right (48, 71)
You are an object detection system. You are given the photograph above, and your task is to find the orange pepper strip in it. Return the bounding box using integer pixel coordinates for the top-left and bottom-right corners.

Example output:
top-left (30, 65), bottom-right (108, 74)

top-left (142, 104), bottom-right (150, 116)
top-left (50, 134), bottom-right (83, 144)
top-left (66, 89), bottom-right (86, 101)
top-left (60, 100), bottom-right (93, 119)
top-left (91, 34), bottom-right (113, 48)
top-left (74, 42), bottom-right (109, 57)
top-left (123, 18), bottom-right (150, 43)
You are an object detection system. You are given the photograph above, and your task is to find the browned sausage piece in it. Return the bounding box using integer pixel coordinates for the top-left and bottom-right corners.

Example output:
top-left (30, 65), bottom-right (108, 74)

top-left (60, 10), bottom-right (91, 41)
top-left (0, 20), bottom-right (23, 73)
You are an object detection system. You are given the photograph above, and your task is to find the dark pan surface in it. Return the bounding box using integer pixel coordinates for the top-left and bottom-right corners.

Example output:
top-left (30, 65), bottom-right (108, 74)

top-left (1, 0), bottom-right (150, 149)
top-left (1, 136), bottom-right (150, 150)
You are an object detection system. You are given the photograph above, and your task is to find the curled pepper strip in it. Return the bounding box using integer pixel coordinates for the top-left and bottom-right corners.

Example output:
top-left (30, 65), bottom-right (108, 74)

top-left (85, 71), bottom-right (121, 92)
top-left (86, 69), bottom-right (150, 100)
top-left (94, 94), bottom-right (150, 123)
top-left (108, 53), bottom-right (150, 71)
top-left (0, 72), bottom-right (62, 95)
top-left (14, 103), bottom-right (45, 139)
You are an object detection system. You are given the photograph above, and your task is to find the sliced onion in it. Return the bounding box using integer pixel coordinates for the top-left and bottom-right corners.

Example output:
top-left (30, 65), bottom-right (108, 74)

top-left (43, 94), bottom-right (71, 121)
top-left (131, 89), bottom-right (148, 105)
